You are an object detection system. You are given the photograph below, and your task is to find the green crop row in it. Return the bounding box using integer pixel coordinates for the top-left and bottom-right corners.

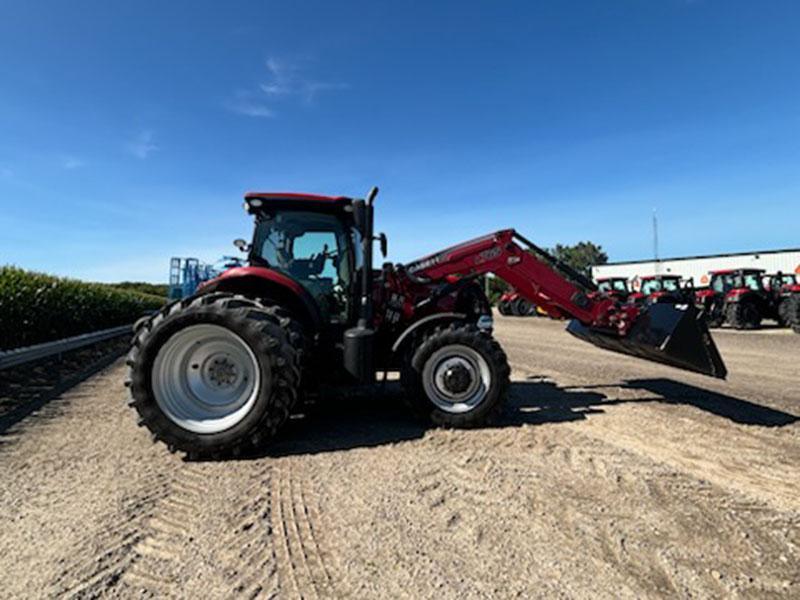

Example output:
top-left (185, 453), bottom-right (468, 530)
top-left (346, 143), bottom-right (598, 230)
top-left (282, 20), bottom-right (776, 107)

top-left (0, 266), bottom-right (167, 351)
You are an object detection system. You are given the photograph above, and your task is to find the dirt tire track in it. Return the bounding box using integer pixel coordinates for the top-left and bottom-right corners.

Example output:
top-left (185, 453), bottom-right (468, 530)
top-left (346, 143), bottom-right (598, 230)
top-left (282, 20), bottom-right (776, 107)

top-left (271, 465), bottom-right (338, 599)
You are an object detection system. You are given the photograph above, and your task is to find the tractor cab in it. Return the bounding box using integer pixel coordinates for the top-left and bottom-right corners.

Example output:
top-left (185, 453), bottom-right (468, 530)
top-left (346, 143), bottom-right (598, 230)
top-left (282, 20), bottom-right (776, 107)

top-left (765, 272), bottom-right (800, 294)
top-left (709, 269), bottom-right (765, 295)
top-left (629, 275), bottom-right (689, 305)
top-left (593, 277), bottom-right (630, 301)
top-left (243, 193), bottom-right (361, 325)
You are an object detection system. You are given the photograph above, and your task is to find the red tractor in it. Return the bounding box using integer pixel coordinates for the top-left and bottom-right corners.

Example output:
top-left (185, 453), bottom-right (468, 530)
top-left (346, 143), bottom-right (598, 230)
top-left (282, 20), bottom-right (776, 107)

top-left (627, 274), bottom-right (694, 306)
top-left (764, 272), bottom-right (800, 330)
top-left (128, 188), bottom-right (726, 457)
top-left (497, 290), bottom-right (539, 316)
top-left (695, 269), bottom-right (774, 329)
top-left (592, 277), bottom-right (632, 302)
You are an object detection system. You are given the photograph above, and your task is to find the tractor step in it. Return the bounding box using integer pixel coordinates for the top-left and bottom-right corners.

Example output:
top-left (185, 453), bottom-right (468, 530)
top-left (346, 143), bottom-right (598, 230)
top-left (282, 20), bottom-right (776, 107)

top-left (567, 303), bottom-right (727, 379)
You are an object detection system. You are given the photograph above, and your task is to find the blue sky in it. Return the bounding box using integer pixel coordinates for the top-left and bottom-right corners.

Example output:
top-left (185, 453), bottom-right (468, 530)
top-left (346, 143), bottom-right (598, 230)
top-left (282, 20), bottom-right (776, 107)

top-left (1, 0), bottom-right (799, 282)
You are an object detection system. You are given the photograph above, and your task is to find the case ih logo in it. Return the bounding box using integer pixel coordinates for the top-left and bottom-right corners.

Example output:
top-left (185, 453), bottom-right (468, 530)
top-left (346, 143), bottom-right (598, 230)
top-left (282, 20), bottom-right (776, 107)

top-left (476, 247), bottom-right (502, 264)
top-left (407, 254), bottom-right (442, 274)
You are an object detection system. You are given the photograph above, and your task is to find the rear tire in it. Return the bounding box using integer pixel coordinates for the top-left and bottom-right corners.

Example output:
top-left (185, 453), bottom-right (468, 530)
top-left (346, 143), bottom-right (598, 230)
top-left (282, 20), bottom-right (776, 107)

top-left (776, 298), bottom-right (791, 327)
top-left (786, 295), bottom-right (800, 333)
top-left (127, 293), bottom-right (302, 458)
top-left (511, 296), bottom-right (534, 316)
top-left (498, 300), bottom-right (510, 316)
top-left (726, 300), bottom-right (762, 330)
top-left (401, 323), bottom-right (510, 427)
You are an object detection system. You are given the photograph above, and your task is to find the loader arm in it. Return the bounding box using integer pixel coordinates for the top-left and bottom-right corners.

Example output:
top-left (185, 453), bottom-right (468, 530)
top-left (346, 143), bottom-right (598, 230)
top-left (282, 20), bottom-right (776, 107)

top-left (406, 229), bottom-right (636, 333)
top-left (405, 229), bottom-right (727, 378)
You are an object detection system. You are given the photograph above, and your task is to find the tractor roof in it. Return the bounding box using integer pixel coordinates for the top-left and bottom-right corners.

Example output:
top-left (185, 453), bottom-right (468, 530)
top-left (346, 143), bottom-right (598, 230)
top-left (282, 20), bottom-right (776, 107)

top-left (710, 268), bottom-right (765, 275)
top-left (244, 192), bottom-right (349, 202)
top-left (243, 192), bottom-right (352, 215)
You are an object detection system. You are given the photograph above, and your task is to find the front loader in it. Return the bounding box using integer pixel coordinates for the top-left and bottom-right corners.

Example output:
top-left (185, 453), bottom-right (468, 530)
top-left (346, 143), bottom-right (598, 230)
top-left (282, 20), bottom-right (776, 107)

top-left (127, 188), bottom-right (726, 457)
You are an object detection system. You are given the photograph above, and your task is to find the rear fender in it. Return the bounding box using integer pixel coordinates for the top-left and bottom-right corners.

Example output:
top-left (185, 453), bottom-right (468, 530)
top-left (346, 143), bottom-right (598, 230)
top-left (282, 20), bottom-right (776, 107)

top-left (197, 268), bottom-right (322, 330)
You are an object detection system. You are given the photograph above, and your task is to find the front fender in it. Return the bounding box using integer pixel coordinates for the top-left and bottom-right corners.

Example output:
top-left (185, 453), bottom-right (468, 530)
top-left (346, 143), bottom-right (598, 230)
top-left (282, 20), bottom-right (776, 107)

top-left (390, 312), bottom-right (469, 356)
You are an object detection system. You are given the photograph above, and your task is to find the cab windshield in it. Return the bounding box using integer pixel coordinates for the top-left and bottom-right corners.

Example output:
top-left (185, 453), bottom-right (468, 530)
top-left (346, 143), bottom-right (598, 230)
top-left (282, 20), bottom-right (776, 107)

top-left (731, 273), bottom-right (763, 291)
top-left (642, 277), bottom-right (680, 294)
top-left (598, 279), bottom-right (628, 293)
top-left (715, 272), bottom-right (762, 292)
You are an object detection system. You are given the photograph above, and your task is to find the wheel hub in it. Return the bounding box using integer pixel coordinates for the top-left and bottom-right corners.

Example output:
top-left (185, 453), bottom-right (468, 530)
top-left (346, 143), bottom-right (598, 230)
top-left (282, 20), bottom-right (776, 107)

top-left (205, 356), bottom-right (238, 388)
top-left (422, 346), bottom-right (493, 414)
top-left (442, 363), bottom-right (472, 394)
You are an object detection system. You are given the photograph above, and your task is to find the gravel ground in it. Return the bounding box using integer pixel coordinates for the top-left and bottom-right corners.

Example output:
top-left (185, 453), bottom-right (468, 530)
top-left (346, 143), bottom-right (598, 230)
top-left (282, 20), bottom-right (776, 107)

top-left (0, 316), bottom-right (798, 599)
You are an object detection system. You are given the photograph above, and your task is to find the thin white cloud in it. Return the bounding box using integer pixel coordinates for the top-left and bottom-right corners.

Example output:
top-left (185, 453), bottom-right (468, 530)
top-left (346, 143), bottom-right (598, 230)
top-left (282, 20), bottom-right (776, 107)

top-left (0, 167), bottom-right (12, 180)
top-left (261, 56), bottom-right (349, 105)
top-left (63, 156), bottom-right (86, 170)
top-left (230, 56), bottom-right (348, 117)
top-left (228, 90), bottom-right (275, 118)
top-left (127, 131), bottom-right (157, 159)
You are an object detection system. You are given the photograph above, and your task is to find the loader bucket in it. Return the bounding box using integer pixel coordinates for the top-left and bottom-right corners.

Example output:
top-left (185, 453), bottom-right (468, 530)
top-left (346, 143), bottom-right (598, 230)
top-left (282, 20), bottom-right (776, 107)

top-left (566, 303), bottom-right (727, 379)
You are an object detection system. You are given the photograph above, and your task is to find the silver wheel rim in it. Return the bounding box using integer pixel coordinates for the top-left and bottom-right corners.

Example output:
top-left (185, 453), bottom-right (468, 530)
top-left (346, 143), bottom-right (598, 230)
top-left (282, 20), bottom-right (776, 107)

top-left (422, 344), bottom-right (492, 414)
top-left (152, 324), bottom-right (262, 434)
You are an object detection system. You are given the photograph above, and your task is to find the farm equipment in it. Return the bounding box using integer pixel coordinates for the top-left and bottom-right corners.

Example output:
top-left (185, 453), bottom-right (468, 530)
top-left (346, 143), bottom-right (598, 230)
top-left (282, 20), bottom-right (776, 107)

top-left (127, 188), bottom-right (726, 457)
top-left (497, 291), bottom-right (540, 316)
top-left (765, 272), bottom-right (800, 330)
top-left (593, 277), bottom-right (632, 302)
top-left (168, 256), bottom-right (244, 300)
top-left (695, 269), bottom-right (774, 329)
top-left (628, 275), bottom-right (694, 306)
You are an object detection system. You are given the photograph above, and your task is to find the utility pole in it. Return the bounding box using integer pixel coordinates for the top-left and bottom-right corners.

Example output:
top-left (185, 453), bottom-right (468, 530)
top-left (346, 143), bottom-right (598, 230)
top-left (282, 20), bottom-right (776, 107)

top-left (652, 209), bottom-right (660, 274)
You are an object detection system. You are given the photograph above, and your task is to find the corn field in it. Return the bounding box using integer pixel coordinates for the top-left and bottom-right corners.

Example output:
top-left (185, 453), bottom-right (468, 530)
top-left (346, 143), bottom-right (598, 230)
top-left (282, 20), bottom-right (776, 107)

top-left (0, 267), bottom-right (166, 351)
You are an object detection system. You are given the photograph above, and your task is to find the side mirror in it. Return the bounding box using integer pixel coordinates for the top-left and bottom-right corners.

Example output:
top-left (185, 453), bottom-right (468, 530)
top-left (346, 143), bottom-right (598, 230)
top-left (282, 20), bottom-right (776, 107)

top-left (233, 238), bottom-right (249, 253)
top-left (377, 233), bottom-right (387, 258)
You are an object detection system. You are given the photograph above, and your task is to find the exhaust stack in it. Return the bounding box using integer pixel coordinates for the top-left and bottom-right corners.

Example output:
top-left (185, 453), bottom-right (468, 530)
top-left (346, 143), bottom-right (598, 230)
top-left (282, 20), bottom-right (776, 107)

top-left (567, 303), bottom-right (727, 379)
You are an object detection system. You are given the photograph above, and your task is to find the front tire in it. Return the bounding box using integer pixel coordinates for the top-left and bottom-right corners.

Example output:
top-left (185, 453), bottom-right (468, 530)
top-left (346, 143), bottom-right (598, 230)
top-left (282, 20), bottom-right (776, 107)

top-left (127, 293), bottom-right (301, 458)
top-left (401, 323), bottom-right (510, 427)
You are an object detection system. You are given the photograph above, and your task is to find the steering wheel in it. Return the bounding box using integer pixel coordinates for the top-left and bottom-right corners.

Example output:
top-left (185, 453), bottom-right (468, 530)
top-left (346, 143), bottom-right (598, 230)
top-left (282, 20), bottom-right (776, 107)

top-left (309, 244), bottom-right (336, 275)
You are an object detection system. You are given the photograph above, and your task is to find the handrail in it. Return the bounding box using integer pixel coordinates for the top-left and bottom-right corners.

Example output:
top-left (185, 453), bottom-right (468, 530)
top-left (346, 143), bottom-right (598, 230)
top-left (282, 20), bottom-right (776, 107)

top-left (0, 325), bottom-right (133, 370)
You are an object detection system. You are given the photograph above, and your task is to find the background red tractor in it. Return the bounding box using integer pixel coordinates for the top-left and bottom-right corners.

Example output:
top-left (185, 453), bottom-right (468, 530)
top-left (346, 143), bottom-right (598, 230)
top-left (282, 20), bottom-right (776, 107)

top-left (127, 188), bottom-right (726, 458)
top-left (695, 268), bottom-right (775, 329)
top-left (764, 272), bottom-right (800, 330)
top-left (497, 291), bottom-right (539, 316)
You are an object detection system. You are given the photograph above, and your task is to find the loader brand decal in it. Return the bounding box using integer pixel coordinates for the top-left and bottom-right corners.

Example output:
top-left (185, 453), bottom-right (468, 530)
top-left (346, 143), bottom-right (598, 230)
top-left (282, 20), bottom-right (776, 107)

top-left (476, 246), bottom-right (502, 264)
top-left (407, 253), bottom-right (444, 274)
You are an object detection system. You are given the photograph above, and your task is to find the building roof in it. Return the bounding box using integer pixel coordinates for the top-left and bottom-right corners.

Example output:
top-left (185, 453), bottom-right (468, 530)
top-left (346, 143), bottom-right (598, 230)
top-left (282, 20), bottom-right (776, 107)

top-left (599, 247), bottom-right (800, 267)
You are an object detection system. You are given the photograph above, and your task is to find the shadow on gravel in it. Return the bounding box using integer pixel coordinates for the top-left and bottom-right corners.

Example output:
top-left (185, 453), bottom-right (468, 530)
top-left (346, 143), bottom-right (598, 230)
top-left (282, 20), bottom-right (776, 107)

top-left (214, 375), bottom-right (797, 461)
top-left (559, 377), bottom-right (799, 427)
top-left (249, 383), bottom-right (427, 459)
top-left (622, 378), bottom-right (799, 427)
top-left (235, 378), bottom-right (611, 460)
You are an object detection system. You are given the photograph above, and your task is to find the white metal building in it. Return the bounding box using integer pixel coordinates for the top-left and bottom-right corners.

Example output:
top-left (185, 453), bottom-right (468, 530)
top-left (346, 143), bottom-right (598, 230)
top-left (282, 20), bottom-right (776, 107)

top-left (592, 248), bottom-right (800, 289)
